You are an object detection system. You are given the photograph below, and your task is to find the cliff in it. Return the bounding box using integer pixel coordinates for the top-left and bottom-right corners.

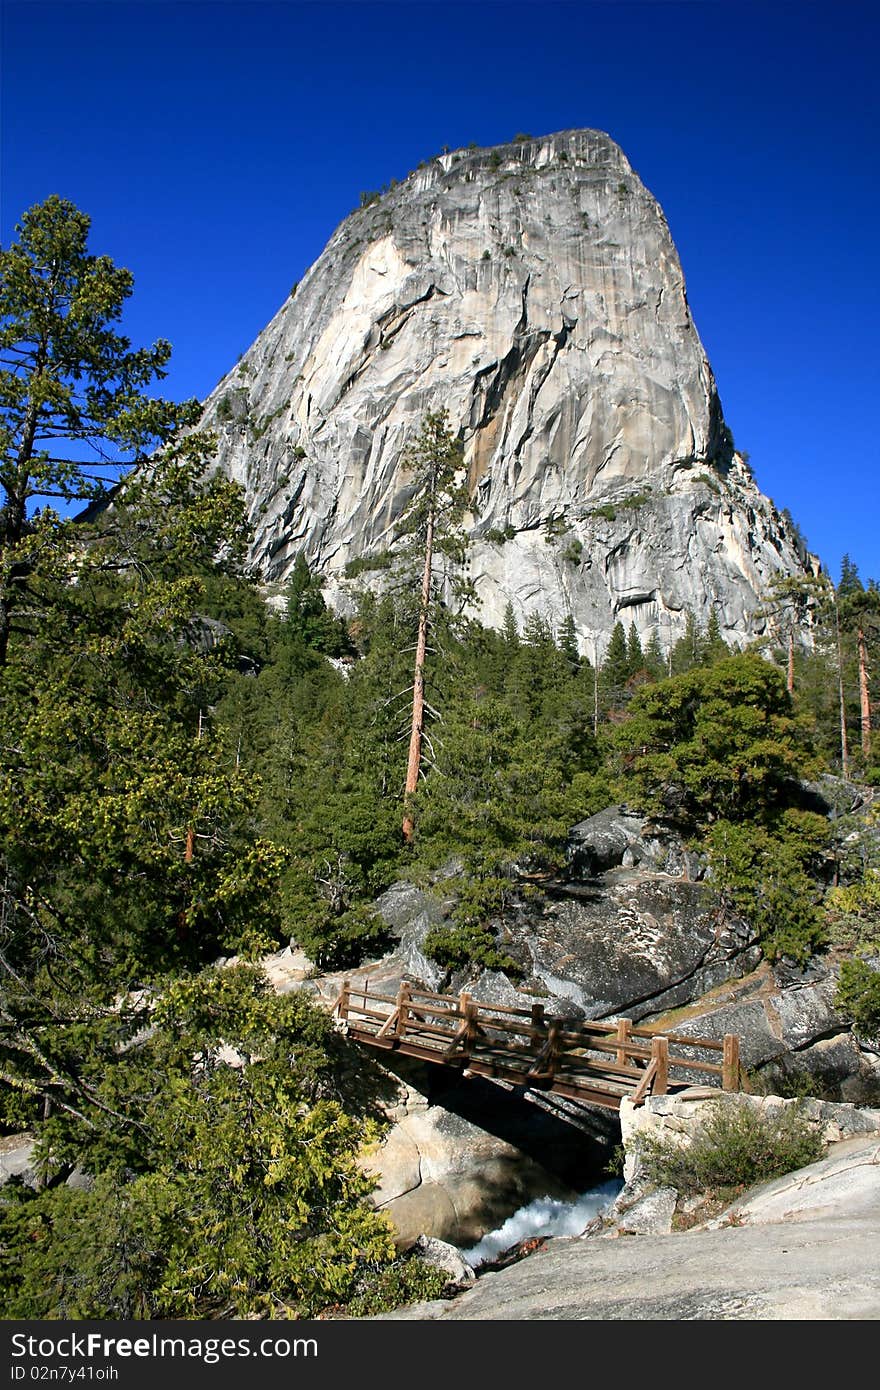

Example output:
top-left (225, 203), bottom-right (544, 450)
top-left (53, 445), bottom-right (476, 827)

top-left (203, 129), bottom-right (812, 652)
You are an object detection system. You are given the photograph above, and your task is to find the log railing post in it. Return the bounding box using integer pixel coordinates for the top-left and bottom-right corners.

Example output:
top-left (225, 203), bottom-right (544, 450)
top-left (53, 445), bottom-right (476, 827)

top-left (651, 1035), bottom-right (669, 1095)
top-left (722, 1034), bottom-right (740, 1091)
top-left (459, 990), bottom-right (471, 1026)
top-left (395, 982), bottom-right (411, 1039)
top-left (615, 1016), bottom-right (632, 1067)
top-left (336, 980), bottom-right (350, 1023)
top-left (530, 1003), bottom-right (545, 1054)
top-left (546, 1019), bottom-right (562, 1083)
top-left (463, 1001), bottom-right (478, 1059)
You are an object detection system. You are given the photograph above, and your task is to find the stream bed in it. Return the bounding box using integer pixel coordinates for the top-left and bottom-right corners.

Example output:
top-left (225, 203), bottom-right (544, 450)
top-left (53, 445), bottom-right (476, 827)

top-left (459, 1179), bottom-right (622, 1268)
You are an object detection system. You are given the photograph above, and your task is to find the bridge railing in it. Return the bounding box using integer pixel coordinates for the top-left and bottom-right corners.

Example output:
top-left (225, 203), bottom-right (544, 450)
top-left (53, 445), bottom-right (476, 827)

top-left (333, 979), bottom-right (744, 1104)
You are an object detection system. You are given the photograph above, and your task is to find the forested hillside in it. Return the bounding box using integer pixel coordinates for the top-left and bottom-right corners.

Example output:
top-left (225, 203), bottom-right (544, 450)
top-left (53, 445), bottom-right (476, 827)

top-left (1, 198), bottom-right (877, 1319)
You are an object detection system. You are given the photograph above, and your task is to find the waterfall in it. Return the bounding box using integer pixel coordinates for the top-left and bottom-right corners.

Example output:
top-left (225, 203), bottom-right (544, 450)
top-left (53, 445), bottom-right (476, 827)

top-left (460, 1179), bottom-right (622, 1268)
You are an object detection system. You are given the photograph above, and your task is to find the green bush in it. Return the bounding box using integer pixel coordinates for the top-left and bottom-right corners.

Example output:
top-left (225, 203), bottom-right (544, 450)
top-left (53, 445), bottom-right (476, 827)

top-left (634, 1097), bottom-right (824, 1197)
top-left (424, 878), bottom-right (522, 975)
top-left (423, 922), bottom-right (520, 975)
top-left (562, 539), bottom-right (583, 566)
top-left (484, 524), bottom-right (516, 544)
top-left (344, 549), bottom-right (394, 578)
top-left (345, 1256), bottom-right (447, 1316)
top-left (619, 490), bottom-right (652, 511)
top-left (835, 958), bottom-right (880, 1037)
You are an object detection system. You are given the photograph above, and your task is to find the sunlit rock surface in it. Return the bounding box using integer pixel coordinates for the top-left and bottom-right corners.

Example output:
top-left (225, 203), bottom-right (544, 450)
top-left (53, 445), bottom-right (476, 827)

top-left (203, 129), bottom-right (812, 652)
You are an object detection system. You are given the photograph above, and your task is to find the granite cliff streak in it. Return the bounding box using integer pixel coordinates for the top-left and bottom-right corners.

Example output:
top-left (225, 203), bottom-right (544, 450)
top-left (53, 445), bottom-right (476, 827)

top-left (203, 129), bottom-right (811, 652)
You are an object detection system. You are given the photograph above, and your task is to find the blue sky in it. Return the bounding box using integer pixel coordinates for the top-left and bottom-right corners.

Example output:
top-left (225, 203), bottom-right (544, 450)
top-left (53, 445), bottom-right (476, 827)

top-left (2, 0), bottom-right (878, 583)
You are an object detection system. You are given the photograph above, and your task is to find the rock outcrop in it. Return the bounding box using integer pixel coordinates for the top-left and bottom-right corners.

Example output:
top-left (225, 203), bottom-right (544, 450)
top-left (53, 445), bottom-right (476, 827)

top-left (359, 1059), bottom-right (611, 1248)
top-left (202, 129), bottom-right (813, 653)
top-left (378, 1131), bottom-right (880, 1320)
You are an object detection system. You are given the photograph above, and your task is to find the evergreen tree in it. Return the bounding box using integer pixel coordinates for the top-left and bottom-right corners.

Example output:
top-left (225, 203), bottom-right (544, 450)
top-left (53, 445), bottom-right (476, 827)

top-left (701, 609), bottom-right (730, 666)
top-left (0, 967), bottom-right (427, 1318)
top-left (395, 412), bottom-right (472, 841)
top-left (558, 613), bottom-right (581, 674)
top-left (601, 620), bottom-right (630, 707)
top-left (644, 629), bottom-right (666, 679)
top-left (0, 451), bottom-right (284, 1127)
top-left (505, 611), bottom-right (571, 721)
top-left (625, 622), bottom-right (644, 674)
top-left (283, 551), bottom-right (349, 656)
top-left (501, 600), bottom-right (519, 648)
top-left (614, 653), bottom-right (815, 826)
top-left (838, 553), bottom-right (864, 600)
top-left (670, 611), bottom-right (702, 675)
top-left (0, 196), bottom-right (198, 666)
top-left (839, 582), bottom-right (880, 767)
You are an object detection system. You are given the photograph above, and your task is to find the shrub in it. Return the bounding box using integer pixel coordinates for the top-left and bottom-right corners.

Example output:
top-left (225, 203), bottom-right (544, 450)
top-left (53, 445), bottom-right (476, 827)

top-left (344, 549), bottom-right (394, 579)
top-left (484, 524), bottom-right (516, 544)
top-left (562, 540), bottom-right (583, 567)
top-left (345, 1256), bottom-right (447, 1316)
top-left (619, 490), bottom-right (651, 511)
top-left (423, 921), bottom-right (520, 975)
top-left (634, 1097), bottom-right (824, 1197)
top-left (835, 958), bottom-right (880, 1038)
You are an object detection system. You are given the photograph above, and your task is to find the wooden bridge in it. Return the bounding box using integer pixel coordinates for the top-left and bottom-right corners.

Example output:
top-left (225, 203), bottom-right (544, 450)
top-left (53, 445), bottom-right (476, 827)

top-left (334, 980), bottom-right (744, 1112)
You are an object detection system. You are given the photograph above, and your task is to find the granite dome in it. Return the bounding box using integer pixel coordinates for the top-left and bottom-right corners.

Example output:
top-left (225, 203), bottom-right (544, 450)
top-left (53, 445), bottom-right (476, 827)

top-left (203, 129), bottom-right (812, 654)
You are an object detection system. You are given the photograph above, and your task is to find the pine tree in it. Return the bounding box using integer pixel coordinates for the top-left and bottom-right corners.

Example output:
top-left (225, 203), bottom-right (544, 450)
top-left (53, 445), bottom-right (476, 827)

top-left (625, 622), bottom-right (644, 674)
top-left (701, 609), bottom-right (730, 666)
top-left (395, 412), bottom-right (472, 842)
top-left (838, 553), bottom-right (864, 601)
top-left (644, 629), bottom-right (666, 679)
top-left (839, 583), bottom-right (880, 765)
top-left (501, 601), bottom-right (519, 648)
top-left (0, 196), bottom-right (198, 666)
top-left (601, 620), bottom-right (630, 706)
top-left (558, 613), bottom-right (581, 674)
top-left (670, 611), bottom-right (702, 675)
top-left (283, 552), bottom-right (348, 656)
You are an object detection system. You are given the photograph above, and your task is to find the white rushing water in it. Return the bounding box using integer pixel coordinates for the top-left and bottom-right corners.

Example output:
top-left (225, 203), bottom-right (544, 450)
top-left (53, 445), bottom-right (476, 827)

top-left (460, 1180), bottom-right (623, 1269)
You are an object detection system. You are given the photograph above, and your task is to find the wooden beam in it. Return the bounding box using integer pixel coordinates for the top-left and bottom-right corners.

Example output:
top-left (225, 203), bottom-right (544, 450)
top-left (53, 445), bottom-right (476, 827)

top-left (651, 1036), bottom-right (669, 1095)
top-left (615, 1017), bottom-right (632, 1067)
top-left (630, 1057), bottom-right (658, 1105)
top-left (335, 981), bottom-right (350, 1023)
top-left (375, 1007), bottom-right (401, 1039)
top-left (722, 1034), bottom-right (740, 1091)
top-left (396, 982), bottom-right (411, 1039)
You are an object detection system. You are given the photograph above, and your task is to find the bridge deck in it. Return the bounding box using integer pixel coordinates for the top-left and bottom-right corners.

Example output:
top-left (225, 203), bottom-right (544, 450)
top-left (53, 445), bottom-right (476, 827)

top-left (334, 981), bottom-right (743, 1112)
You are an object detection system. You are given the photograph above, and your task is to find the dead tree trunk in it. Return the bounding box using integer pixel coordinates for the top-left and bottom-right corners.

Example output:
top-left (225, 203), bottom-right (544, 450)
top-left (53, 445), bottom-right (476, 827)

top-left (858, 625), bottom-right (871, 760)
top-left (834, 599), bottom-right (850, 779)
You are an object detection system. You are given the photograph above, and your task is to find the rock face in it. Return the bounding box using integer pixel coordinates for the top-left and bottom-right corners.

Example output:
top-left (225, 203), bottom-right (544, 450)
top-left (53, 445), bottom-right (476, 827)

top-left (203, 129), bottom-right (812, 652)
top-left (351, 808), bottom-right (762, 1023)
top-left (378, 1132), bottom-right (880, 1320)
top-left (618, 1091), bottom-right (880, 1186)
top-left (360, 1062), bottom-right (603, 1249)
